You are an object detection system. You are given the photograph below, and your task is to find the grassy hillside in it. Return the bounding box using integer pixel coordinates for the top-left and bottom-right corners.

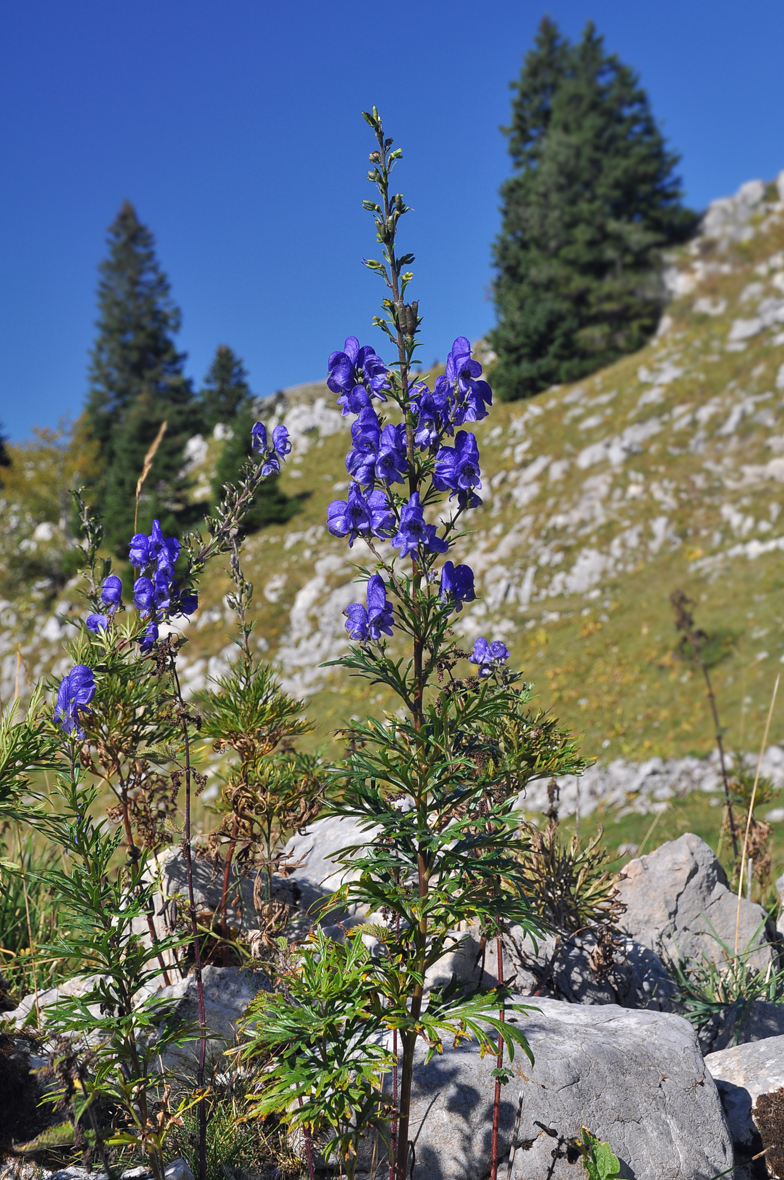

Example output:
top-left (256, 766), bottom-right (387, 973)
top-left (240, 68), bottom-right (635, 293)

top-left (4, 175), bottom-right (784, 789)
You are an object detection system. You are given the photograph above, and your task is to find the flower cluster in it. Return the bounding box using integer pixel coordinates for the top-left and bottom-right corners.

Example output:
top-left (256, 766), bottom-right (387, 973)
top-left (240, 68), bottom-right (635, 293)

top-left (328, 332), bottom-right (509, 666)
top-left (54, 664), bottom-right (96, 739)
top-left (251, 421), bottom-right (292, 477)
top-left (126, 519), bottom-right (198, 651)
top-left (344, 574), bottom-right (394, 642)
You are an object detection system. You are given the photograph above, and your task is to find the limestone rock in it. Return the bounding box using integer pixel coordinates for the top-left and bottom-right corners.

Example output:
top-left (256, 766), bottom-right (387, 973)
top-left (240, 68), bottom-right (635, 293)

top-left (152, 964), bottom-right (270, 1073)
top-left (281, 812), bottom-right (375, 921)
top-left (427, 924), bottom-right (679, 1013)
top-left (403, 997), bottom-right (731, 1180)
top-left (700, 999), bottom-right (784, 1055)
top-left (617, 832), bottom-right (775, 972)
top-left (706, 1033), bottom-right (784, 1149)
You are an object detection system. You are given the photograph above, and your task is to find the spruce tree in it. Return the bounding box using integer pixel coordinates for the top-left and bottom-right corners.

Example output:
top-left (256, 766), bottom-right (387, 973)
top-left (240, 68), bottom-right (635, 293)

top-left (490, 19), bottom-right (696, 401)
top-left (0, 424), bottom-right (10, 485)
top-left (83, 201), bottom-right (197, 553)
top-left (199, 345), bottom-right (253, 432)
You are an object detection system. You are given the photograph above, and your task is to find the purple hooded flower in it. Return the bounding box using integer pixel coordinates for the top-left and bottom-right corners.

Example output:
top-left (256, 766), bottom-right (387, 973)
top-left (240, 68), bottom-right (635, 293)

top-left (261, 453), bottom-right (281, 478)
top-left (345, 447), bottom-right (376, 488)
top-left (327, 338), bottom-right (389, 402)
top-left (344, 573), bottom-right (394, 642)
top-left (139, 621), bottom-right (159, 654)
top-left (129, 533), bottom-right (151, 567)
top-left (55, 664), bottom-right (96, 739)
top-left (328, 485), bottom-right (393, 546)
top-left (433, 431), bottom-right (482, 498)
top-left (444, 338), bottom-right (492, 424)
top-left (337, 384), bottom-right (372, 417)
top-left (392, 493), bottom-right (449, 559)
top-left (375, 424), bottom-right (408, 485)
top-left (85, 613), bottom-right (109, 632)
top-left (366, 573), bottom-right (394, 638)
top-left (133, 576), bottom-right (155, 615)
top-left (344, 601), bottom-right (369, 642)
top-left (153, 569), bottom-right (172, 611)
top-left (272, 424), bottom-right (291, 457)
top-left (177, 589), bottom-right (199, 616)
top-left (101, 575), bottom-right (122, 611)
top-left (351, 406), bottom-right (381, 454)
top-left (439, 561), bottom-right (476, 612)
top-left (470, 637), bottom-right (510, 676)
top-left (251, 421), bottom-right (268, 452)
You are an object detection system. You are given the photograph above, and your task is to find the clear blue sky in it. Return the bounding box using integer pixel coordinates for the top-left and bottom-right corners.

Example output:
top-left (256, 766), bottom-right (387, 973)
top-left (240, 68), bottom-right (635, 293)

top-left (2, 0), bottom-right (783, 441)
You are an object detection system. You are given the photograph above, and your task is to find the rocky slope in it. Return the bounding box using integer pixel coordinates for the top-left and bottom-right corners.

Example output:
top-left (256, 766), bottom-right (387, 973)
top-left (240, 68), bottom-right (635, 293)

top-left (4, 172), bottom-right (784, 817)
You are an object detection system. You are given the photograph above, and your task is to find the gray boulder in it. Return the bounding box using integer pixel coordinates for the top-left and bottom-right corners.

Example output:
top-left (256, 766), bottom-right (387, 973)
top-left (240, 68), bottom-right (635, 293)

top-left (426, 923), bottom-right (679, 1013)
top-left (617, 832), bottom-right (775, 972)
top-left (700, 998), bottom-right (784, 1055)
top-left (402, 997), bottom-right (731, 1180)
top-left (280, 813), bottom-right (374, 921)
top-left (706, 1033), bottom-right (784, 1150)
top-left (153, 963), bottom-right (270, 1074)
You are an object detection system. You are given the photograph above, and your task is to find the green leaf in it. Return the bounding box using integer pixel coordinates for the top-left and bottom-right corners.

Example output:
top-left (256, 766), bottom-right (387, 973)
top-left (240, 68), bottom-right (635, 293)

top-left (580, 1127), bottom-right (622, 1180)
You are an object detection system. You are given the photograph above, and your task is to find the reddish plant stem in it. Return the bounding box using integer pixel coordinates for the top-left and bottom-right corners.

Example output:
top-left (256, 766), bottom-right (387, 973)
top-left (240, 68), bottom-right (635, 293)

top-left (297, 1097), bottom-right (316, 1180)
top-left (490, 933), bottom-right (505, 1180)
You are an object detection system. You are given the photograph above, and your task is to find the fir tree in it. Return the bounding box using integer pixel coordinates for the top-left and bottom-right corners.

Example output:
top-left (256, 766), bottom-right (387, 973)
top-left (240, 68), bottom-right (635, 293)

top-left (199, 345), bottom-right (253, 432)
top-left (211, 405), bottom-right (298, 533)
top-left (0, 424), bottom-right (10, 485)
top-left (490, 19), bottom-right (696, 401)
top-left (83, 201), bottom-right (197, 553)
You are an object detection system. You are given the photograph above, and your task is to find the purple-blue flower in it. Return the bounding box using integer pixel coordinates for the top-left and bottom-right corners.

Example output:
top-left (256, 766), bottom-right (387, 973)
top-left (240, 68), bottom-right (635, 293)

top-left (444, 338), bottom-right (492, 424)
top-left (133, 576), bottom-right (155, 615)
top-left (54, 665), bottom-right (96, 739)
top-left (261, 453), bottom-right (281, 478)
top-left (366, 573), bottom-right (394, 638)
top-left (433, 431), bottom-right (482, 500)
top-left (327, 338), bottom-right (389, 402)
top-left (345, 447), bottom-right (376, 488)
top-left (337, 384), bottom-right (372, 417)
top-left (85, 613), bottom-right (109, 632)
top-left (351, 407), bottom-right (381, 454)
top-left (344, 573), bottom-right (394, 642)
top-left (327, 484), bottom-right (393, 546)
top-left (129, 533), bottom-right (151, 567)
top-left (101, 575), bottom-right (122, 610)
top-left (470, 637), bottom-right (510, 676)
top-left (178, 589), bottom-right (199, 616)
top-left (439, 561), bottom-right (476, 612)
top-left (139, 621), bottom-right (159, 654)
top-left (392, 493), bottom-right (449, 560)
top-left (153, 569), bottom-right (172, 611)
top-left (273, 424), bottom-right (291, 457)
top-left (251, 421), bottom-right (268, 452)
top-left (344, 602), bottom-right (369, 642)
top-left (375, 424), bottom-right (408, 485)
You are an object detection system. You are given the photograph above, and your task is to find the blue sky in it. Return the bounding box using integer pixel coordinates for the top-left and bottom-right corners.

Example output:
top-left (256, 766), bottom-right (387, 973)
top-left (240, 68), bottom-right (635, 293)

top-left (2, 0), bottom-right (784, 441)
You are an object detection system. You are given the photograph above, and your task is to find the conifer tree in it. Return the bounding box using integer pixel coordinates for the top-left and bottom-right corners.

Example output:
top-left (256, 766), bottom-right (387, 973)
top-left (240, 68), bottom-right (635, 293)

top-left (199, 345), bottom-right (253, 432)
top-left (490, 20), bottom-right (696, 400)
top-left (83, 202), bottom-right (196, 553)
top-left (0, 424), bottom-right (10, 485)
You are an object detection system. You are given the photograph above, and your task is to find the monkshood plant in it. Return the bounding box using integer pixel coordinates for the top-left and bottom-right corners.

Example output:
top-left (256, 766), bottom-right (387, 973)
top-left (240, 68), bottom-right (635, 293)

top-left (240, 110), bottom-right (584, 1180)
top-left (26, 422), bottom-right (295, 1180)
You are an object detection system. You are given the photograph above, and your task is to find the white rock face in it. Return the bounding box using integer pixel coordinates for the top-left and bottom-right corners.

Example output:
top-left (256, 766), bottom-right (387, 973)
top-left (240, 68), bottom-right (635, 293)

top-left (402, 998), bottom-right (732, 1180)
top-left (152, 964), bottom-right (270, 1072)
